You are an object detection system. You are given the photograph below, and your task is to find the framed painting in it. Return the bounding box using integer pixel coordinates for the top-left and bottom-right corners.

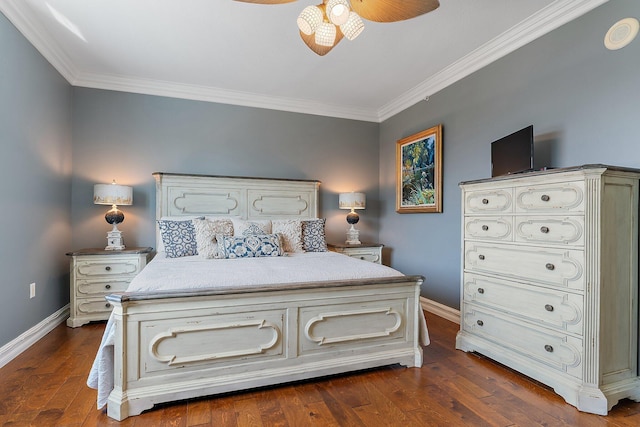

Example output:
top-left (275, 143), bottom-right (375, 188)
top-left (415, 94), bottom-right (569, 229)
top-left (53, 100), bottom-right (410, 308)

top-left (396, 124), bottom-right (443, 213)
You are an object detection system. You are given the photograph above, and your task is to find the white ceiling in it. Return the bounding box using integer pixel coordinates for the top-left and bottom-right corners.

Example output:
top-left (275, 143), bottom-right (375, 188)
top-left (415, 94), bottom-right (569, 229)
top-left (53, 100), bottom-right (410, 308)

top-left (1, 0), bottom-right (608, 122)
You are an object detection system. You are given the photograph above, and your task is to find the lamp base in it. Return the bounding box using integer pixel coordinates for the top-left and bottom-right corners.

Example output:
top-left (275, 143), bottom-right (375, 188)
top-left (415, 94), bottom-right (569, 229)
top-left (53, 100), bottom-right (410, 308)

top-left (345, 225), bottom-right (361, 245)
top-left (106, 230), bottom-right (125, 251)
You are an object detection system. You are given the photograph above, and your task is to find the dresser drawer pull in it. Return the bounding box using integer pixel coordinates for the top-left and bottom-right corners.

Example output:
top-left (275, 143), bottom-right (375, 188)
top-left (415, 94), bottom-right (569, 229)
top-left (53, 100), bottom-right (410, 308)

top-left (481, 225), bottom-right (489, 231)
top-left (540, 226), bottom-right (550, 234)
top-left (482, 198), bottom-right (489, 205)
top-left (105, 284), bottom-right (111, 290)
top-left (541, 194), bottom-right (550, 202)
top-left (477, 288), bottom-right (485, 294)
top-left (544, 344), bottom-right (554, 353)
top-left (105, 266), bottom-right (111, 271)
top-left (105, 303), bottom-right (111, 308)
top-left (478, 254), bottom-right (485, 260)
top-left (545, 263), bottom-right (555, 271)
top-left (544, 304), bottom-right (554, 312)
top-left (476, 320), bottom-right (484, 326)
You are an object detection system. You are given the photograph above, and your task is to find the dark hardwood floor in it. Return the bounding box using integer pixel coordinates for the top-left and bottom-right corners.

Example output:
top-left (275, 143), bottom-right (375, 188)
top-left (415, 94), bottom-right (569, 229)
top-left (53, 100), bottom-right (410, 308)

top-left (1, 312), bottom-right (640, 426)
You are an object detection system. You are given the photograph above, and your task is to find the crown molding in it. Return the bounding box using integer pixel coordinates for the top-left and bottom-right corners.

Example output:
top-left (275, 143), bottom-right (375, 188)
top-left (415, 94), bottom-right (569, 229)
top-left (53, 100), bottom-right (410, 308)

top-left (377, 0), bottom-right (610, 122)
top-left (0, 0), bottom-right (78, 82)
top-left (2, 0), bottom-right (609, 123)
top-left (73, 72), bottom-right (381, 122)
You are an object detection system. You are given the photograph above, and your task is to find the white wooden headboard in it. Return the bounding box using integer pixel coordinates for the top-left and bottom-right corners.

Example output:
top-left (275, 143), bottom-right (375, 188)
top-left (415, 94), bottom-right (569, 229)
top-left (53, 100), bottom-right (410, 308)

top-left (153, 172), bottom-right (321, 248)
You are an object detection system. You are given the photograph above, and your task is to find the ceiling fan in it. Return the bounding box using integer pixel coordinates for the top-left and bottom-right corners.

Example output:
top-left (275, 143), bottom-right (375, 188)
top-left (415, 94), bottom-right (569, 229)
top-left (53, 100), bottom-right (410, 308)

top-left (235, 0), bottom-right (440, 56)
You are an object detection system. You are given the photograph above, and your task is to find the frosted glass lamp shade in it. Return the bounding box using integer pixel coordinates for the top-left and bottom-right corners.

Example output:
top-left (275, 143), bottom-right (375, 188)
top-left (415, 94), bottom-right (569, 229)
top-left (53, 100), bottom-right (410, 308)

top-left (340, 12), bottom-right (365, 41)
top-left (297, 5), bottom-right (323, 35)
top-left (315, 22), bottom-right (337, 47)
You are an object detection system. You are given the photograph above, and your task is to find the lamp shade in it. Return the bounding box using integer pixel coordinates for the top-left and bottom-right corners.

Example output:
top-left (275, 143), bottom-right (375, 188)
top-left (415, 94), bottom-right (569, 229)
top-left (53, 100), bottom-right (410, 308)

top-left (93, 181), bottom-right (133, 206)
top-left (339, 192), bottom-right (366, 210)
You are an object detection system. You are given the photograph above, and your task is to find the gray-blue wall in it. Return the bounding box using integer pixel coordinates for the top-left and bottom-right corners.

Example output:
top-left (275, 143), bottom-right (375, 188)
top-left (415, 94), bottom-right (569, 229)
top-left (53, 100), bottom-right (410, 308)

top-left (71, 89), bottom-right (380, 251)
top-left (0, 14), bottom-right (73, 347)
top-left (379, 0), bottom-right (640, 309)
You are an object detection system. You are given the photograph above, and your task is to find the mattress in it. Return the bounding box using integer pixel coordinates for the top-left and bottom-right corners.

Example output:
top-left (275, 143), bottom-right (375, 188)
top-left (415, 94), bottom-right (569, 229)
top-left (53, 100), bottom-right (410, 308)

top-left (87, 251), bottom-right (429, 408)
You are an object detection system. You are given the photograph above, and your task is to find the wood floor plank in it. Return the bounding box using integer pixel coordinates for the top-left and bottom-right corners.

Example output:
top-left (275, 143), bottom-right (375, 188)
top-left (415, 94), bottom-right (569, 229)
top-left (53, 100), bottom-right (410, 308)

top-left (2, 312), bottom-right (640, 426)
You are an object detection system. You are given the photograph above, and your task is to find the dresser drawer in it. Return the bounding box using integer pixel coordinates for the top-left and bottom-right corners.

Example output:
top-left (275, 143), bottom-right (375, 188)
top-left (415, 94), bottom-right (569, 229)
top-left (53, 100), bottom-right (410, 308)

top-left (76, 258), bottom-right (140, 278)
top-left (463, 273), bottom-right (583, 335)
top-left (76, 279), bottom-right (130, 297)
top-left (77, 298), bottom-right (115, 315)
top-left (515, 216), bottom-right (584, 246)
top-left (464, 188), bottom-right (513, 214)
top-left (461, 306), bottom-right (583, 379)
top-left (464, 217), bottom-right (513, 241)
top-left (515, 181), bottom-right (584, 213)
top-left (464, 242), bottom-right (584, 291)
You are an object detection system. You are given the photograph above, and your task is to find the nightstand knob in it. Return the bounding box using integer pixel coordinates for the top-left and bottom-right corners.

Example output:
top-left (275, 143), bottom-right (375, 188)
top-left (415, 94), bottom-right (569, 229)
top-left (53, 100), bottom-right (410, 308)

top-left (540, 226), bottom-right (550, 234)
top-left (482, 198), bottom-right (489, 205)
top-left (477, 288), bottom-right (485, 294)
top-left (545, 263), bottom-right (555, 271)
top-left (481, 225), bottom-right (489, 231)
top-left (105, 266), bottom-right (111, 271)
top-left (360, 256), bottom-right (365, 260)
top-left (478, 254), bottom-right (485, 260)
top-left (545, 304), bottom-right (554, 312)
top-left (544, 345), bottom-right (554, 353)
top-left (105, 303), bottom-right (111, 308)
top-left (541, 194), bottom-right (550, 202)
top-left (105, 284), bottom-right (111, 290)
top-left (476, 320), bottom-right (484, 326)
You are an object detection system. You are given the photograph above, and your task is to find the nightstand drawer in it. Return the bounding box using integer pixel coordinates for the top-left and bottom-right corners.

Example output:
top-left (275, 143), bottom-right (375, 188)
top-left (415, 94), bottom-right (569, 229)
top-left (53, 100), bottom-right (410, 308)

top-left (77, 279), bottom-right (131, 296)
top-left (342, 249), bottom-right (381, 263)
top-left (76, 258), bottom-right (140, 278)
top-left (328, 243), bottom-right (383, 265)
top-left (77, 298), bottom-right (115, 315)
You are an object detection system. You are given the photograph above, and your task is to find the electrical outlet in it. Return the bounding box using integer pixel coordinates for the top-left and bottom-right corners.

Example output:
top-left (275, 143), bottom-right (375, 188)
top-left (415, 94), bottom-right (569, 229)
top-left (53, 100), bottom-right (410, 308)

top-left (29, 282), bottom-right (36, 299)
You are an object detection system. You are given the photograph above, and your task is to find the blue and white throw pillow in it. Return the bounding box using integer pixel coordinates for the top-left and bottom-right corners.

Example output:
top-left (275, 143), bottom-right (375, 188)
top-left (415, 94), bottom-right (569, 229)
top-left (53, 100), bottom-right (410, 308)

top-left (217, 233), bottom-right (283, 259)
top-left (302, 218), bottom-right (327, 252)
top-left (157, 219), bottom-right (198, 258)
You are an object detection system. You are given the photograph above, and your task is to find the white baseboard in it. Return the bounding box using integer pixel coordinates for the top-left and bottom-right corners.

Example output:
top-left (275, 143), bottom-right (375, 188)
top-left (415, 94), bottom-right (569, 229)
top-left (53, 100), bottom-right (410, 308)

top-left (0, 304), bottom-right (70, 369)
top-left (420, 297), bottom-right (460, 324)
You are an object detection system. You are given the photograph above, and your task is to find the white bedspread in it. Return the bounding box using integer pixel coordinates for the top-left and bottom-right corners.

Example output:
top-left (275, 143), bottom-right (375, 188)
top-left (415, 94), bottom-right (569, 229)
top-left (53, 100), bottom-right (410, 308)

top-left (87, 251), bottom-right (429, 408)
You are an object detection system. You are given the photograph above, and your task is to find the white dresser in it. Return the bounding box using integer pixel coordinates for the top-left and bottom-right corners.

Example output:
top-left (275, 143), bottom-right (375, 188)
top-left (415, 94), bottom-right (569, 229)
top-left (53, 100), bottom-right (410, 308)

top-left (456, 165), bottom-right (640, 415)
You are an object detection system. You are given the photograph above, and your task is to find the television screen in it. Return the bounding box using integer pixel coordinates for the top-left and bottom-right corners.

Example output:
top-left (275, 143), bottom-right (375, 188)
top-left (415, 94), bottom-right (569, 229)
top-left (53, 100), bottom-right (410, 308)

top-left (491, 125), bottom-right (533, 177)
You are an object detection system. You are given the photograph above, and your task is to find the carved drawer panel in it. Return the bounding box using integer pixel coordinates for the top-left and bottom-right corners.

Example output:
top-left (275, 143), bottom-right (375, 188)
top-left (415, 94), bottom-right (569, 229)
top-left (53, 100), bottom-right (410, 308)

top-left (515, 181), bottom-right (585, 213)
top-left (77, 298), bottom-right (115, 315)
top-left (299, 299), bottom-right (406, 354)
top-left (76, 258), bottom-right (140, 278)
top-left (464, 217), bottom-right (513, 241)
top-left (461, 306), bottom-right (583, 380)
top-left (463, 273), bottom-right (583, 335)
top-left (464, 242), bottom-right (584, 291)
top-left (515, 216), bottom-right (584, 246)
top-left (464, 188), bottom-right (513, 214)
top-left (76, 279), bottom-right (130, 297)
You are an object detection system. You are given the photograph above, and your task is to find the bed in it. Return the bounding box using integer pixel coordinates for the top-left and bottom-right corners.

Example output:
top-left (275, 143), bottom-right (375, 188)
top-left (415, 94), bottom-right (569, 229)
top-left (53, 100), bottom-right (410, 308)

top-left (88, 172), bottom-right (428, 421)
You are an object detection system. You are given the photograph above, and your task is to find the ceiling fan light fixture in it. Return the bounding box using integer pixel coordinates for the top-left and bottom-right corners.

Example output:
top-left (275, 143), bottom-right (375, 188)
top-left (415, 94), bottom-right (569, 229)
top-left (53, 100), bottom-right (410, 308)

top-left (326, 0), bottom-right (350, 26)
top-left (340, 11), bottom-right (364, 41)
top-left (297, 5), bottom-right (323, 35)
top-left (315, 22), bottom-right (337, 47)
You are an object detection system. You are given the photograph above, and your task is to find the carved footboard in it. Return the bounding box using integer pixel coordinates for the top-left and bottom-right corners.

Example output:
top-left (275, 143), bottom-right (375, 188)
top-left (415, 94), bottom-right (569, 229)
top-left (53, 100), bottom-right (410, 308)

top-left (105, 276), bottom-right (424, 420)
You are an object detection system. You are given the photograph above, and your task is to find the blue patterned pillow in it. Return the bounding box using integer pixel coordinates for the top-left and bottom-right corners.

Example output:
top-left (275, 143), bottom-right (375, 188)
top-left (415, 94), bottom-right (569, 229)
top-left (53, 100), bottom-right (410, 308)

top-left (157, 219), bottom-right (198, 258)
top-left (302, 218), bottom-right (327, 252)
top-left (217, 233), bottom-right (284, 259)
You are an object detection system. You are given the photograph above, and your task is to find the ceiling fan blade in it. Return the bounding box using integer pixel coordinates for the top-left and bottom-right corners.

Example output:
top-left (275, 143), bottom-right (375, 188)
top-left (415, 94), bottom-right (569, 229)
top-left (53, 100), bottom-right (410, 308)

top-left (350, 0), bottom-right (440, 23)
top-left (234, 0), bottom-right (297, 4)
top-left (300, 30), bottom-right (344, 56)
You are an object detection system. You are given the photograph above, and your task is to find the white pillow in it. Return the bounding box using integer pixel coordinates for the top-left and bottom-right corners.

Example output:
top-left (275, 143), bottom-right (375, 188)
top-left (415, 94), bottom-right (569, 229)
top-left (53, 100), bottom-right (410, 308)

top-left (272, 219), bottom-right (304, 253)
top-left (192, 218), bottom-right (234, 259)
top-left (232, 219), bottom-right (272, 236)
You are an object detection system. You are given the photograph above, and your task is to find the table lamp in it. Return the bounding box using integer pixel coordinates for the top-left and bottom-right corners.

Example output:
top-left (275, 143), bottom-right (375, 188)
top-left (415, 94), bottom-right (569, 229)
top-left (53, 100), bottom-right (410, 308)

top-left (339, 191), bottom-right (365, 245)
top-left (93, 180), bottom-right (133, 250)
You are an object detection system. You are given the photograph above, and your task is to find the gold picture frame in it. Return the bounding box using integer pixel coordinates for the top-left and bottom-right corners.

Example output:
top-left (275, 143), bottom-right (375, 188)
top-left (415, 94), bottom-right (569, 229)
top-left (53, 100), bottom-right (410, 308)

top-left (396, 124), bottom-right (443, 213)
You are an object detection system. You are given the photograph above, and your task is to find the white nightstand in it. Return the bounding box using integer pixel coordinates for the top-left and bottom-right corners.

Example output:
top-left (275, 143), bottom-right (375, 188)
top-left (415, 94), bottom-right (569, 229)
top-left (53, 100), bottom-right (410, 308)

top-left (66, 247), bottom-right (153, 327)
top-left (327, 242), bottom-right (383, 264)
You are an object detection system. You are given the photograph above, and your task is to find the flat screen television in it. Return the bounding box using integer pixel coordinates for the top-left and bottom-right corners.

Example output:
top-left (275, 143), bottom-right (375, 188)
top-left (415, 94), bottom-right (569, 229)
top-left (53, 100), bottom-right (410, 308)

top-left (491, 125), bottom-right (534, 177)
